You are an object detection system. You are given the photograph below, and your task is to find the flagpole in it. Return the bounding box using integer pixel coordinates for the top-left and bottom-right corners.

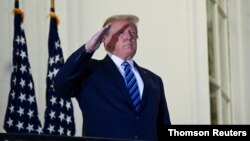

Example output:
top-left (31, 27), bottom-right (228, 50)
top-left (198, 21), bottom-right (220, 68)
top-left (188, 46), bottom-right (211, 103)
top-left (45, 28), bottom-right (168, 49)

top-left (15, 0), bottom-right (19, 8)
top-left (51, 0), bottom-right (55, 12)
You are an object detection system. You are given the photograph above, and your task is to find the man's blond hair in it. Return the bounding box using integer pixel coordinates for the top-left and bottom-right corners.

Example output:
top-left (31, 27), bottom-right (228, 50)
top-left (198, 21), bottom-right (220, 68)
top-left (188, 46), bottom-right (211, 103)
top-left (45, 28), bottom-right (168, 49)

top-left (103, 14), bottom-right (139, 27)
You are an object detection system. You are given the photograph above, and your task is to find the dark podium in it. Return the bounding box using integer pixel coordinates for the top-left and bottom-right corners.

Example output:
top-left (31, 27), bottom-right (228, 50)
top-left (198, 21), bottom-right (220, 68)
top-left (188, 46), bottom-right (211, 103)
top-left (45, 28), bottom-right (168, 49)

top-left (0, 133), bottom-right (140, 141)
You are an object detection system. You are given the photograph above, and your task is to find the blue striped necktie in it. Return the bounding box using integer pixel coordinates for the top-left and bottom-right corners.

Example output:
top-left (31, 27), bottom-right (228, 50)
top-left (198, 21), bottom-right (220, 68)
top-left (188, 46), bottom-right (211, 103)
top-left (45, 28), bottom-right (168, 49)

top-left (122, 61), bottom-right (141, 112)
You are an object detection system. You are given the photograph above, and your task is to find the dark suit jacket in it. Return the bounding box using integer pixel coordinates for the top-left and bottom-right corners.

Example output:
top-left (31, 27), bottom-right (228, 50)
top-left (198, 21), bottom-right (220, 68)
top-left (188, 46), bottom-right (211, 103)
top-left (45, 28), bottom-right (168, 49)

top-left (54, 45), bottom-right (171, 141)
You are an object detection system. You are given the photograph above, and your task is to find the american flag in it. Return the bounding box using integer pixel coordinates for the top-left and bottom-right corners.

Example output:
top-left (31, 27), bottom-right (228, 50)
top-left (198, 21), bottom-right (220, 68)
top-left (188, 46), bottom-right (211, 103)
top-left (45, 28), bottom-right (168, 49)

top-left (3, 1), bottom-right (43, 134)
top-left (43, 10), bottom-right (75, 136)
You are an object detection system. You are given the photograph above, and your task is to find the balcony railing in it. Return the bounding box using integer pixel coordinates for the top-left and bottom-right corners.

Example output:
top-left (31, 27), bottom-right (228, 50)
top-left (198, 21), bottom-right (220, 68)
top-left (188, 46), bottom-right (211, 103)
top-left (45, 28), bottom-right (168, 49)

top-left (0, 133), bottom-right (138, 141)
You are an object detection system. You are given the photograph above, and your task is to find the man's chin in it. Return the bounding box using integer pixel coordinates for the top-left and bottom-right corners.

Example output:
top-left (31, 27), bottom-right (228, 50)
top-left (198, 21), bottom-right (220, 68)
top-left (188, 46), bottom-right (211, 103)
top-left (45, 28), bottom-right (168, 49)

top-left (124, 51), bottom-right (136, 59)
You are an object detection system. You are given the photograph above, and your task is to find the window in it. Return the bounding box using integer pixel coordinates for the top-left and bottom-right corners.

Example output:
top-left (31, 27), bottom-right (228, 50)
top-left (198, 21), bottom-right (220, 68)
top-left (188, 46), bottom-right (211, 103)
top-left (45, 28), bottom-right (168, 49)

top-left (206, 0), bottom-right (232, 124)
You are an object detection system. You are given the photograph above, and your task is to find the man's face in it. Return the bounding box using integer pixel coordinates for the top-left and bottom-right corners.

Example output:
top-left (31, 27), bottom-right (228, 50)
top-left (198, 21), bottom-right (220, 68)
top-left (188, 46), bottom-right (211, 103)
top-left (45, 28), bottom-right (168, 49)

top-left (103, 20), bottom-right (138, 60)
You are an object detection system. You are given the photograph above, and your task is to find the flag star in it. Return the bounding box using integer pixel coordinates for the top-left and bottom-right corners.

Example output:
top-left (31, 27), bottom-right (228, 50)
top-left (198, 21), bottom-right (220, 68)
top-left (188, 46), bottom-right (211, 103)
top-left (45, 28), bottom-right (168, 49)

top-left (49, 110), bottom-right (56, 120)
top-left (53, 68), bottom-right (59, 77)
top-left (12, 65), bottom-right (17, 73)
top-left (12, 76), bottom-right (17, 85)
top-left (50, 84), bottom-right (55, 92)
top-left (26, 123), bottom-right (34, 133)
top-left (66, 101), bottom-right (72, 110)
top-left (20, 64), bottom-right (27, 73)
top-left (15, 50), bottom-right (19, 56)
top-left (9, 104), bottom-right (15, 113)
top-left (59, 112), bottom-right (65, 122)
top-left (15, 35), bottom-right (21, 45)
top-left (58, 126), bottom-right (64, 135)
top-left (50, 96), bottom-right (57, 105)
top-left (28, 81), bottom-right (33, 90)
top-left (66, 115), bottom-right (72, 124)
top-left (55, 40), bottom-right (61, 49)
top-left (60, 98), bottom-right (64, 108)
top-left (20, 23), bottom-right (24, 31)
top-left (10, 91), bottom-right (15, 99)
top-left (55, 55), bottom-right (60, 63)
top-left (50, 81), bottom-right (54, 88)
top-left (20, 36), bottom-right (26, 46)
top-left (6, 118), bottom-right (13, 127)
top-left (36, 126), bottom-right (43, 134)
top-left (67, 130), bottom-right (71, 136)
top-left (49, 57), bottom-right (55, 66)
top-left (27, 109), bottom-right (34, 119)
top-left (28, 95), bottom-right (35, 105)
top-left (47, 124), bottom-right (55, 134)
top-left (16, 121), bottom-right (24, 131)
top-left (48, 71), bottom-right (54, 80)
top-left (29, 67), bottom-right (32, 74)
top-left (18, 93), bottom-right (26, 103)
top-left (17, 107), bottom-right (24, 117)
top-left (19, 78), bottom-right (26, 88)
top-left (20, 50), bottom-right (27, 59)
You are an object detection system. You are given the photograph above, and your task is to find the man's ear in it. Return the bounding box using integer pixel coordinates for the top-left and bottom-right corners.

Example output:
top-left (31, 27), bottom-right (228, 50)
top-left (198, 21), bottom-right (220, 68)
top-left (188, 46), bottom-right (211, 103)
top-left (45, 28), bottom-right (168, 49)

top-left (103, 35), bottom-right (113, 48)
top-left (102, 35), bottom-right (107, 46)
top-left (103, 35), bottom-right (111, 52)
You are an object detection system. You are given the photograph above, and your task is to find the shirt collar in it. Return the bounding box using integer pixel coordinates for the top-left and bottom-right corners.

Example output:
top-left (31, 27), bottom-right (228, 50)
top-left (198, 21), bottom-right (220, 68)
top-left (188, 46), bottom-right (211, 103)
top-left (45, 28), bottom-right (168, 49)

top-left (108, 52), bottom-right (134, 68)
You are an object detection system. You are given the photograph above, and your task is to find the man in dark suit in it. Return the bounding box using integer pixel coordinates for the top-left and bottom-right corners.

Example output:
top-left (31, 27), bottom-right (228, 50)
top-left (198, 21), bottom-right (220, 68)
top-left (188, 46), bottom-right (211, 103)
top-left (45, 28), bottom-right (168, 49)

top-left (54, 14), bottom-right (171, 141)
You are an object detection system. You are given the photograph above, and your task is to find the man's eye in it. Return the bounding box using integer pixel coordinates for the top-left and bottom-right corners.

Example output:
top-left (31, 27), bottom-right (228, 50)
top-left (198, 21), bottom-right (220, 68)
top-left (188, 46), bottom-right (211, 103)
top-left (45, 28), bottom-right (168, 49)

top-left (115, 30), bottom-right (123, 36)
top-left (118, 31), bottom-right (124, 34)
top-left (130, 31), bottom-right (137, 35)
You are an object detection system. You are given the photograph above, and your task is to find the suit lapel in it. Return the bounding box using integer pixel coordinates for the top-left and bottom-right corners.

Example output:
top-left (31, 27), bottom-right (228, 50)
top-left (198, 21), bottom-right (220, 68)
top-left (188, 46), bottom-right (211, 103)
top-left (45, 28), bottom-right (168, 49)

top-left (102, 55), bottom-right (136, 109)
top-left (134, 62), bottom-right (151, 112)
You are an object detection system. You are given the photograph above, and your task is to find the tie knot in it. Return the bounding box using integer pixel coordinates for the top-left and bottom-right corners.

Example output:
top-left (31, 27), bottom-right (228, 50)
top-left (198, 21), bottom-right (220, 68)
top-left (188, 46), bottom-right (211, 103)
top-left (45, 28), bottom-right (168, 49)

top-left (121, 61), bottom-right (130, 69)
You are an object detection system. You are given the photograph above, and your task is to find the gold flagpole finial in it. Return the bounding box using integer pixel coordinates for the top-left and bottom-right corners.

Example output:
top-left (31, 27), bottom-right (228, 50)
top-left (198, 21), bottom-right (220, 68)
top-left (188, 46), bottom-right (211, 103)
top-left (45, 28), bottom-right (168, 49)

top-left (49, 0), bottom-right (60, 25)
top-left (13, 0), bottom-right (24, 21)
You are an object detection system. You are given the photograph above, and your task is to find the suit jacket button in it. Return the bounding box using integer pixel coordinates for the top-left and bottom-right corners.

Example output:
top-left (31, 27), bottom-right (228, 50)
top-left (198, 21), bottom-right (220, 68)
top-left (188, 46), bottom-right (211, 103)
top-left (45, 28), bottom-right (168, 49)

top-left (134, 135), bottom-right (138, 139)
